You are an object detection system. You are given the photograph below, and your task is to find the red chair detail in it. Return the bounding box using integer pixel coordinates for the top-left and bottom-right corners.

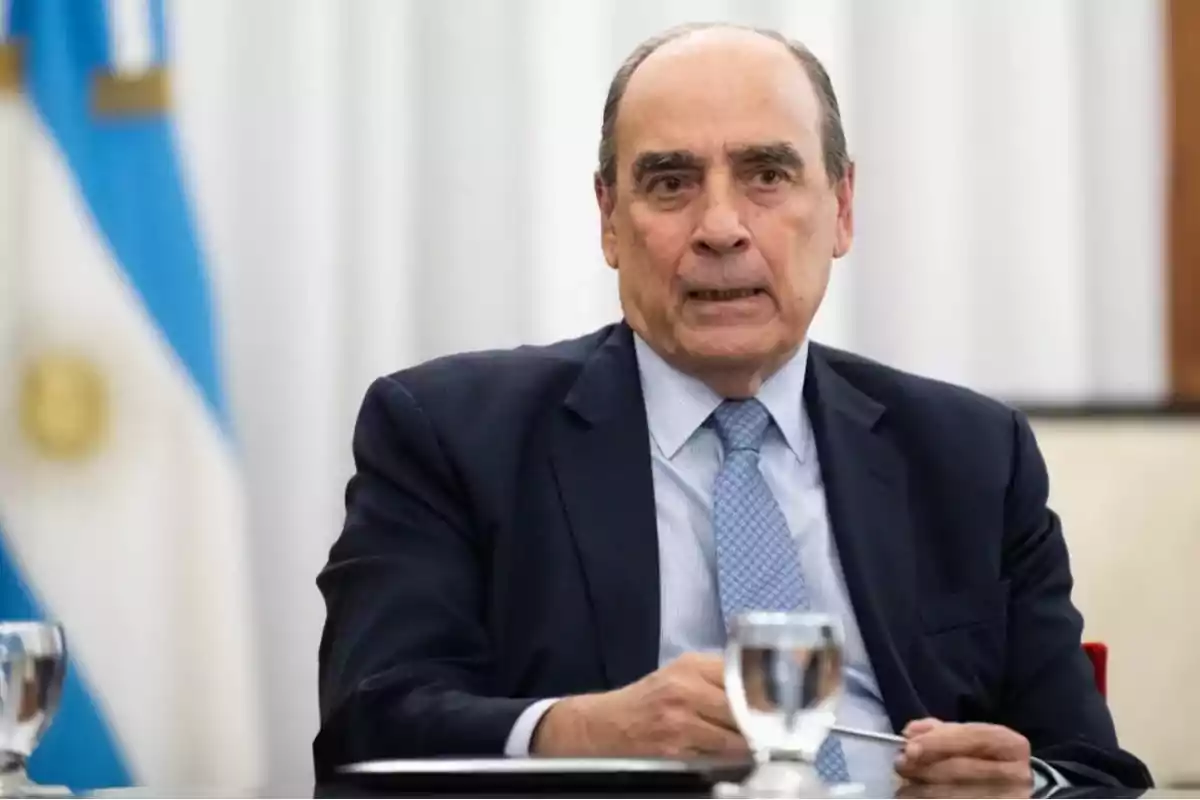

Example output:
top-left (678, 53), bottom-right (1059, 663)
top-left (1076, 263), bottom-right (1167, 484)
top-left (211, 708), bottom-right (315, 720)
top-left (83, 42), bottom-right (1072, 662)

top-left (1083, 641), bottom-right (1108, 698)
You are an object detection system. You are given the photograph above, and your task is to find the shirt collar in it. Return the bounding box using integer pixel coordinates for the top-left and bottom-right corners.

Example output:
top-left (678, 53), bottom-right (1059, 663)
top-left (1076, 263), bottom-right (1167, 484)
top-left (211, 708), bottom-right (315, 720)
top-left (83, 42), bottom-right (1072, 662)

top-left (632, 332), bottom-right (811, 461)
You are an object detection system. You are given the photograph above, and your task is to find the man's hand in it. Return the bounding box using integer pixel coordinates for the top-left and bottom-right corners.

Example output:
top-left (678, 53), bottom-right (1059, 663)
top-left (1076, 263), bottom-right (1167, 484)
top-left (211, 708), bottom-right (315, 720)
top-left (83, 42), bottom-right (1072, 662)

top-left (531, 652), bottom-right (749, 758)
top-left (895, 718), bottom-right (1033, 786)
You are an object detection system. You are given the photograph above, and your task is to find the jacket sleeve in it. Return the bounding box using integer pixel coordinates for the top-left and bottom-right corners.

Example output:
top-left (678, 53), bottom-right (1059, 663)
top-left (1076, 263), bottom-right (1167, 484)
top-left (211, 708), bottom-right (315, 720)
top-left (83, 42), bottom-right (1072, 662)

top-left (314, 375), bottom-right (537, 776)
top-left (998, 410), bottom-right (1152, 789)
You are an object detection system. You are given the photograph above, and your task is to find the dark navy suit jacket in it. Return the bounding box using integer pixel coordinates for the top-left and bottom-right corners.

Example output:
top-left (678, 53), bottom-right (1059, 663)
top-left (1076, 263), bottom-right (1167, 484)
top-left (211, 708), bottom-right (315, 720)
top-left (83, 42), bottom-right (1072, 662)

top-left (315, 322), bottom-right (1152, 788)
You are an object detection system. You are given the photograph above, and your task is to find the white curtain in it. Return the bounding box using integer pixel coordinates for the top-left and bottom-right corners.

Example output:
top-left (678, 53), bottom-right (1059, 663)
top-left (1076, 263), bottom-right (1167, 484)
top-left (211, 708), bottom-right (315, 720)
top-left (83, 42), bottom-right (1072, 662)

top-left (166, 0), bottom-right (1166, 787)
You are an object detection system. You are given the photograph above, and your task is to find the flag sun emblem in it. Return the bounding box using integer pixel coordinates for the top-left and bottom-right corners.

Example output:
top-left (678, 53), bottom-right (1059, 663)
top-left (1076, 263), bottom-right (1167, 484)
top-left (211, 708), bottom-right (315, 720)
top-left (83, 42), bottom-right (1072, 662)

top-left (19, 352), bottom-right (109, 460)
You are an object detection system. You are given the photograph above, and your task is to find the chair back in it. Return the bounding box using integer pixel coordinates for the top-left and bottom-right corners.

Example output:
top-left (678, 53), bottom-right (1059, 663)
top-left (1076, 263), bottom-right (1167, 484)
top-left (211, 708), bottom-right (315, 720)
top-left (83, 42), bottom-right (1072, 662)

top-left (1083, 641), bottom-right (1108, 697)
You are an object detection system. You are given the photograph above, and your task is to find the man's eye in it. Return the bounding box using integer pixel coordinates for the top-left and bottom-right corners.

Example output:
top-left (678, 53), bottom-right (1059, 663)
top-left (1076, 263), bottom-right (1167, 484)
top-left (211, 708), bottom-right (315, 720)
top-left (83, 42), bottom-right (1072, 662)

top-left (754, 168), bottom-right (787, 186)
top-left (649, 175), bottom-right (688, 194)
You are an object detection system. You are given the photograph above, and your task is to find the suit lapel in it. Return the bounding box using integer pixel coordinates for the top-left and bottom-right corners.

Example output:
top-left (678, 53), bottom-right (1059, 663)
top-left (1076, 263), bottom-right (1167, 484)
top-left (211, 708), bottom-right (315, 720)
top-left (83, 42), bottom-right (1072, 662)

top-left (805, 346), bottom-right (925, 729)
top-left (547, 332), bottom-right (927, 716)
top-left (551, 323), bottom-right (661, 689)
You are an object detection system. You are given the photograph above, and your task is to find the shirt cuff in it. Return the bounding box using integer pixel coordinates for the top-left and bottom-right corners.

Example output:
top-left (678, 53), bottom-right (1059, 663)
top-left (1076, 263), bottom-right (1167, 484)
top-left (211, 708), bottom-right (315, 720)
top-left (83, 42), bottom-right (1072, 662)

top-left (1031, 756), bottom-right (1071, 794)
top-left (503, 697), bottom-right (561, 756)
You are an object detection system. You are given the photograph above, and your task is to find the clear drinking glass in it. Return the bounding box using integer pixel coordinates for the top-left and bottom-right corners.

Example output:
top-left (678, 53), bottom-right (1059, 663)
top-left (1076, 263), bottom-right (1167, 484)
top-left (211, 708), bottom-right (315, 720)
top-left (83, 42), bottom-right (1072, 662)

top-left (0, 622), bottom-right (67, 798)
top-left (719, 611), bottom-right (846, 798)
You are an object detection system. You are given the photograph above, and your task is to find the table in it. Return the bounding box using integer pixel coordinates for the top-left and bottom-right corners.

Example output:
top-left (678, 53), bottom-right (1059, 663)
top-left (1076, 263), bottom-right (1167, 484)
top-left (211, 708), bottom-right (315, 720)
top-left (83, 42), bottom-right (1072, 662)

top-left (309, 783), bottom-right (1195, 799)
top-left (302, 757), bottom-right (1187, 800)
top-left (70, 778), bottom-right (1200, 798)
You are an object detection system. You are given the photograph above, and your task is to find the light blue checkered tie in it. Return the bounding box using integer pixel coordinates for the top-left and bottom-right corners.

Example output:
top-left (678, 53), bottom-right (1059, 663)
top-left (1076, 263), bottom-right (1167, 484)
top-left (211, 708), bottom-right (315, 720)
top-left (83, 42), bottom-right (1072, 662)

top-left (711, 399), bottom-right (850, 784)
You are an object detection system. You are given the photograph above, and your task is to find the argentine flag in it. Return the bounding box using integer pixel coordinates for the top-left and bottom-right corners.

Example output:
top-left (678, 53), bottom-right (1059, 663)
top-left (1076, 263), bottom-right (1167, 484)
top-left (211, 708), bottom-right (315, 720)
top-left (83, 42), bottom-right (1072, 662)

top-left (0, 0), bottom-right (261, 791)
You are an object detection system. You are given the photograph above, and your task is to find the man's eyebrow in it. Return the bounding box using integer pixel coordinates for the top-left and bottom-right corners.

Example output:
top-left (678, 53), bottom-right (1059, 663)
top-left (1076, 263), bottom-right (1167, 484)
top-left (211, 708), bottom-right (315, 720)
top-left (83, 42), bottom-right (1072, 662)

top-left (631, 150), bottom-right (705, 184)
top-left (728, 142), bottom-right (805, 170)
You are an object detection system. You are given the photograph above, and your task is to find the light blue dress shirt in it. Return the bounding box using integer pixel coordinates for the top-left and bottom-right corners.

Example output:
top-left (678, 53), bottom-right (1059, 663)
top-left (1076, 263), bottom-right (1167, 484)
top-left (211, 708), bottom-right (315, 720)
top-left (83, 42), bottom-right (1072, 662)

top-left (505, 332), bottom-right (1059, 794)
top-left (630, 333), bottom-right (898, 792)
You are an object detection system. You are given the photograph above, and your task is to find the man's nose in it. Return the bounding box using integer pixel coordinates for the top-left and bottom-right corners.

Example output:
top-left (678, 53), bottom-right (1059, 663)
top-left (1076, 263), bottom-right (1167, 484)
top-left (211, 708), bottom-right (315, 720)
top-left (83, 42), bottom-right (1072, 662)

top-left (692, 189), bottom-right (750, 257)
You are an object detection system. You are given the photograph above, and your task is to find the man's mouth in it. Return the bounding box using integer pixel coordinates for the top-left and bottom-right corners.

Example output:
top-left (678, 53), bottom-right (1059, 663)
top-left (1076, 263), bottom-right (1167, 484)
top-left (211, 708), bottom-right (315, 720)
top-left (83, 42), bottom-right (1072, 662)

top-left (687, 288), bottom-right (767, 301)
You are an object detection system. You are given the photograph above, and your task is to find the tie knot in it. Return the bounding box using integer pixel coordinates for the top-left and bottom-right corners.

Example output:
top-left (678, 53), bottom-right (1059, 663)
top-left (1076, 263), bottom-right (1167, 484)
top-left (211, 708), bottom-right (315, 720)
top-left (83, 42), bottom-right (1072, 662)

top-left (711, 399), bottom-right (771, 453)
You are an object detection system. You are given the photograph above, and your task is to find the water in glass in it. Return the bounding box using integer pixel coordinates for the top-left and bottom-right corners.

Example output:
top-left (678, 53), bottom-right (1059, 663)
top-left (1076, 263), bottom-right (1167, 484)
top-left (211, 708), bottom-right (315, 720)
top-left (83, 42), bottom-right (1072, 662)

top-left (720, 611), bottom-right (845, 797)
top-left (0, 622), bottom-right (67, 797)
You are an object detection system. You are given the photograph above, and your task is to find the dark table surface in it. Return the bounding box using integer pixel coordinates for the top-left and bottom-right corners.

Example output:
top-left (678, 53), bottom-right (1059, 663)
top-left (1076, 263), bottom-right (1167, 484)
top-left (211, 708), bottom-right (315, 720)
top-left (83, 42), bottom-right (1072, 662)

top-left (66, 758), bottom-right (1194, 798)
top-left (307, 782), bottom-right (1191, 800)
top-left (307, 784), bottom-right (1194, 799)
top-left (73, 779), bottom-right (1197, 799)
top-left (298, 757), bottom-right (1184, 800)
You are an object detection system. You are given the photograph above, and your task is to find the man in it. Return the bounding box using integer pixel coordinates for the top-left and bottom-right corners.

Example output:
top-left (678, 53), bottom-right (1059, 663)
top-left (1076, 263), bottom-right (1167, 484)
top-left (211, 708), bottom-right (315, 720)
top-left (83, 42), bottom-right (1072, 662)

top-left (315, 23), bottom-right (1151, 792)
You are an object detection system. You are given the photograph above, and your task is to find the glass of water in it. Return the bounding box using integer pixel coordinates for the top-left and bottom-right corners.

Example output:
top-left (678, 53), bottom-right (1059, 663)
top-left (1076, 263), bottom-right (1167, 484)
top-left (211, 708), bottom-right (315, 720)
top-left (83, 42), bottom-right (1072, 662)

top-left (721, 611), bottom-right (845, 797)
top-left (0, 621), bottom-right (67, 798)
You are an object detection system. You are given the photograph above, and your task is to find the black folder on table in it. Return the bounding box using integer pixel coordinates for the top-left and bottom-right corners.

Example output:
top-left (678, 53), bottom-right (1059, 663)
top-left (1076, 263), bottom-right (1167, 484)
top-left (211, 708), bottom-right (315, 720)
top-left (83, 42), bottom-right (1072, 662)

top-left (323, 757), bottom-right (754, 797)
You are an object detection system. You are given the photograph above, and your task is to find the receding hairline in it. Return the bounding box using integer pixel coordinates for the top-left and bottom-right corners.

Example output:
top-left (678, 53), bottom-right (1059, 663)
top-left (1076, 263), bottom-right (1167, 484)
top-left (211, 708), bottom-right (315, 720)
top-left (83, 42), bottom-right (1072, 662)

top-left (639, 22), bottom-right (797, 60)
top-left (597, 22), bottom-right (850, 188)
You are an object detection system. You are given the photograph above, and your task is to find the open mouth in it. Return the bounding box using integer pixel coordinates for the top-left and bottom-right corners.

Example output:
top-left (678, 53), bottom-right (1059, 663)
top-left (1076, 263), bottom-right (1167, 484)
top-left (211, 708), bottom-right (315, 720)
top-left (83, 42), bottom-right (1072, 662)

top-left (687, 288), bottom-right (767, 301)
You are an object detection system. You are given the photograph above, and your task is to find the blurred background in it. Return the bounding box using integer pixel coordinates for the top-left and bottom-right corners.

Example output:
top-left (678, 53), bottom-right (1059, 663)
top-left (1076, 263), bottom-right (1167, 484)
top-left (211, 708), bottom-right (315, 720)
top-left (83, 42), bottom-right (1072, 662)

top-left (2, 0), bottom-right (1199, 793)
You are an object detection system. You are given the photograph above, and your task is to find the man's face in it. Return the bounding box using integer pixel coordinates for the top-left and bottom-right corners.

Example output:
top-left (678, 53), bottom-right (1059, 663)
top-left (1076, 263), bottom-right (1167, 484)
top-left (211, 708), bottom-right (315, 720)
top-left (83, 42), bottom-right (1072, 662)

top-left (597, 29), bottom-right (854, 389)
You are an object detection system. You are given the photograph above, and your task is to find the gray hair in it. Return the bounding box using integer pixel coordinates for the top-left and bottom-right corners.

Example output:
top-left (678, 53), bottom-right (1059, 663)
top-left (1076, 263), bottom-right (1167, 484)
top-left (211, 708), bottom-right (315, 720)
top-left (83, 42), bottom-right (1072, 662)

top-left (597, 22), bottom-right (850, 188)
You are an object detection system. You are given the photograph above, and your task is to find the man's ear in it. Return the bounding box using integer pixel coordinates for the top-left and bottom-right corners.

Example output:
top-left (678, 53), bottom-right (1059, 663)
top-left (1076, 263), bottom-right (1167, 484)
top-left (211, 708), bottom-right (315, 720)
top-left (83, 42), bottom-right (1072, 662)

top-left (832, 161), bottom-right (855, 259)
top-left (595, 172), bottom-right (618, 269)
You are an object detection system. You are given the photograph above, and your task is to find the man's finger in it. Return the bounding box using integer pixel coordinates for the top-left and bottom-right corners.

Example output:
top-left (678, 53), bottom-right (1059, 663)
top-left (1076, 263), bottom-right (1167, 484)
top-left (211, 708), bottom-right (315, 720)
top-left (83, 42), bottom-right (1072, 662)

top-left (902, 717), bottom-right (941, 738)
top-left (686, 653), bottom-right (726, 688)
top-left (687, 679), bottom-right (739, 731)
top-left (905, 723), bottom-right (1030, 764)
top-left (896, 754), bottom-right (1032, 786)
top-left (680, 714), bottom-right (750, 757)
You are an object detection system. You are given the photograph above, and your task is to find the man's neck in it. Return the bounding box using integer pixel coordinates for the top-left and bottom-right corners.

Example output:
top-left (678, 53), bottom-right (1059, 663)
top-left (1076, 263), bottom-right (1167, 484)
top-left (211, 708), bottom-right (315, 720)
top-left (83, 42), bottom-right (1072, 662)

top-left (666, 348), bottom-right (800, 400)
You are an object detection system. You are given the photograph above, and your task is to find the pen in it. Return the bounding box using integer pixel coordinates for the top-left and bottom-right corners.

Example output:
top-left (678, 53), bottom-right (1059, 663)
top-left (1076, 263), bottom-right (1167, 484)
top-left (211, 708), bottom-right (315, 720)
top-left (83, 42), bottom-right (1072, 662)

top-left (831, 725), bottom-right (907, 747)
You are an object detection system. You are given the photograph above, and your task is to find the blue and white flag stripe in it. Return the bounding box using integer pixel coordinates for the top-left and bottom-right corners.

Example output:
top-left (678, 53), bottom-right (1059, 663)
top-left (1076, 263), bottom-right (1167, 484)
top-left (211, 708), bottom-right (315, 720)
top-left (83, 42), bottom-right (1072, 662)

top-left (1, 0), bottom-right (261, 790)
top-left (1, 0), bottom-right (132, 786)
top-left (14, 0), bottom-right (227, 421)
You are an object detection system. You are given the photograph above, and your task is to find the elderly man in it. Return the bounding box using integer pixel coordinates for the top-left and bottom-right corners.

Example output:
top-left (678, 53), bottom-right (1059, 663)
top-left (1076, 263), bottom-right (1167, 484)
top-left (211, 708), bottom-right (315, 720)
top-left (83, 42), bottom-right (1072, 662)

top-left (315, 22), bottom-right (1151, 792)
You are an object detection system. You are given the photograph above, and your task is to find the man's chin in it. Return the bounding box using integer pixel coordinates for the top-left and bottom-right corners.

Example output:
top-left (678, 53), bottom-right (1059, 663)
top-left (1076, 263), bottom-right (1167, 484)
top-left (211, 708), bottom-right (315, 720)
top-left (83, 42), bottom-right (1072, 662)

top-left (674, 326), bottom-right (785, 366)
